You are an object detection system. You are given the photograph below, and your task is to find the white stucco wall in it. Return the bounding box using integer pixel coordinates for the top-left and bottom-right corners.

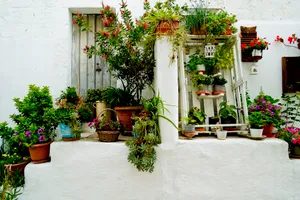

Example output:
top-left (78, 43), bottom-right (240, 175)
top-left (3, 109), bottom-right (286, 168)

top-left (19, 138), bottom-right (300, 200)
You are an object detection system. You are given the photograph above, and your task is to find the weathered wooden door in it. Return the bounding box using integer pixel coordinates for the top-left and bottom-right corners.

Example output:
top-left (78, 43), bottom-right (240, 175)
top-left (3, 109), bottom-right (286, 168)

top-left (71, 14), bottom-right (116, 96)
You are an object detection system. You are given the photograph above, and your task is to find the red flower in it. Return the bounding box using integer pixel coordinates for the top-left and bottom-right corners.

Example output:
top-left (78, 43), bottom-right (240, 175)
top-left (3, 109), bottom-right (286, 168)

top-left (257, 42), bottom-right (261, 46)
top-left (145, 0), bottom-right (148, 2)
top-left (250, 41), bottom-right (255, 47)
top-left (72, 19), bottom-right (77, 25)
top-left (288, 36), bottom-right (293, 44)
top-left (105, 5), bottom-right (110, 10)
top-left (143, 22), bottom-right (148, 29)
top-left (241, 43), bottom-right (247, 50)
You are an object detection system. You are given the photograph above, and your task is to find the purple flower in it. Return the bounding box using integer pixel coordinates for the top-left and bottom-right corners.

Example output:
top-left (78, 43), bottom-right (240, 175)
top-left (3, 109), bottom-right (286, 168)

top-left (37, 128), bottom-right (44, 134)
top-left (105, 120), bottom-right (111, 125)
top-left (25, 131), bottom-right (31, 138)
top-left (237, 108), bottom-right (241, 111)
top-left (286, 120), bottom-right (290, 124)
top-left (262, 100), bottom-right (266, 105)
top-left (93, 118), bottom-right (99, 124)
top-left (88, 122), bottom-right (93, 127)
top-left (39, 135), bottom-right (45, 142)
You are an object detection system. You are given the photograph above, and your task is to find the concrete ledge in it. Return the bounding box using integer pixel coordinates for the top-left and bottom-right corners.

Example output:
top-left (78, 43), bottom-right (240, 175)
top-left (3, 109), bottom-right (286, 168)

top-left (20, 138), bottom-right (300, 200)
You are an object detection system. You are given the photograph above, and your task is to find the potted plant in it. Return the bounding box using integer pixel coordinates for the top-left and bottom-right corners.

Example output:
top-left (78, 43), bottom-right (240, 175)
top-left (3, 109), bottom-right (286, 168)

top-left (102, 87), bottom-right (141, 132)
top-left (212, 76), bottom-right (227, 95)
top-left (191, 73), bottom-right (213, 95)
top-left (187, 106), bottom-right (206, 132)
top-left (85, 88), bottom-right (108, 120)
top-left (215, 125), bottom-right (227, 140)
top-left (278, 126), bottom-right (300, 157)
top-left (219, 101), bottom-right (237, 131)
top-left (55, 87), bottom-right (91, 141)
top-left (0, 122), bottom-right (30, 176)
top-left (248, 111), bottom-right (267, 137)
top-left (249, 91), bottom-right (285, 137)
top-left (78, 103), bottom-right (93, 133)
top-left (10, 85), bottom-right (58, 164)
top-left (88, 109), bottom-right (124, 142)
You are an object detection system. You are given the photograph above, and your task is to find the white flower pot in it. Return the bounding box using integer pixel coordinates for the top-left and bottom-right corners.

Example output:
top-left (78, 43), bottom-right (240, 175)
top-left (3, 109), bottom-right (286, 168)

top-left (250, 128), bottom-right (263, 137)
top-left (216, 130), bottom-right (227, 140)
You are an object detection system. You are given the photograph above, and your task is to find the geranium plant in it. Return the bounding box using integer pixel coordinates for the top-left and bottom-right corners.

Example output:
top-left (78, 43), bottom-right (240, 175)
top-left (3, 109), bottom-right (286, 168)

top-left (275, 34), bottom-right (300, 49)
top-left (241, 38), bottom-right (270, 52)
top-left (73, 1), bottom-right (154, 104)
top-left (88, 117), bottom-right (124, 131)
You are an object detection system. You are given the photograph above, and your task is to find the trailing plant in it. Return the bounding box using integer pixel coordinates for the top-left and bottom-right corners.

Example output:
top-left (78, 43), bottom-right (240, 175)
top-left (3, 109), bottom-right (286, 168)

top-left (212, 76), bottom-right (227, 85)
top-left (214, 36), bottom-right (236, 69)
top-left (10, 85), bottom-right (58, 147)
top-left (279, 92), bottom-right (300, 126)
top-left (74, 1), bottom-right (154, 104)
top-left (125, 96), bottom-right (176, 173)
top-left (0, 169), bottom-right (23, 200)
top-left (143, 0), bottom-right (188, 62)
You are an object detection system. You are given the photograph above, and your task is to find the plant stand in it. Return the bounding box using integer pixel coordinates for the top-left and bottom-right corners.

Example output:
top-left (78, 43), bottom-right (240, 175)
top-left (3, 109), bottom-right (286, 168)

top-left (179, 34), bottom-right (249, 136)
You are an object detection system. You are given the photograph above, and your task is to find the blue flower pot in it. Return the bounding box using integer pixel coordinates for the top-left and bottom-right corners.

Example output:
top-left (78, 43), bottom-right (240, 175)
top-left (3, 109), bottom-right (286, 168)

top-left (59, 123), bottom-right (73, 138)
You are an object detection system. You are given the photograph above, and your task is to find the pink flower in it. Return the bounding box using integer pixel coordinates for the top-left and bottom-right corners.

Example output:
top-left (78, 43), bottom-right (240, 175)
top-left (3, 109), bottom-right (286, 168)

top-left (88, 122), bottom-right (93, 127)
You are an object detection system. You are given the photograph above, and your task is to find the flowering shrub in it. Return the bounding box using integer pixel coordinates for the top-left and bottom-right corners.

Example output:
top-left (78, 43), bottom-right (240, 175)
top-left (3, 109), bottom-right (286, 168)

top-left (73, 1), bottom-right (154, 104)
top-left (274, 34), bottom-right (300, 49)
top-left (278, 126), bottom-right (300, 148)
top-left (248, 91), bottom-right (285, 128)
top-left (241, 38), bottom-right (270, 52)
top-left (88, 117), bottom-right (124, 131)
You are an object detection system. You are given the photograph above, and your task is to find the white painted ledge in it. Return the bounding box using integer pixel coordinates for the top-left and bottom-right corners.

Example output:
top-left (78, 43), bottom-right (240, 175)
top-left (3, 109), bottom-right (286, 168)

top-left (20, 138), bottom-right (300, 200)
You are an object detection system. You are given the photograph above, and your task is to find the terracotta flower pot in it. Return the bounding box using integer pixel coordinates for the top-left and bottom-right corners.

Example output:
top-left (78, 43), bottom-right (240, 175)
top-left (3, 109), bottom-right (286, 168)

top-left (4, 161), bottom-right (30, 175)
top-left (263, 124), bottom-right (275, 138)
top-left (191, 25), bottom-right (207, 35)
top-left (212, 85), bottom-right (226, 95)
top-left (195, 127), bottom-right (206, 132)
top-left (115, 106), bottom-right (142, 132)
top-left (28, 141), bottom-right (52, 164)
top-left (156, 20), bottom-right (179, 34)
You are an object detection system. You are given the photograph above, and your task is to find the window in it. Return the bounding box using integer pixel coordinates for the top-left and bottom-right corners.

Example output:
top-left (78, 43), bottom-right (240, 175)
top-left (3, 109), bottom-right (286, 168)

top-left (71, 14), bottom-right (116, 96)
top-left (282, 57), bottom-right (300, 93)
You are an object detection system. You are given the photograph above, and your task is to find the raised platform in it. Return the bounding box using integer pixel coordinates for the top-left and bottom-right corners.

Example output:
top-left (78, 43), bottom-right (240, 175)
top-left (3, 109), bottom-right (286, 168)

top-left (20, 136), bottom-right (300, 200)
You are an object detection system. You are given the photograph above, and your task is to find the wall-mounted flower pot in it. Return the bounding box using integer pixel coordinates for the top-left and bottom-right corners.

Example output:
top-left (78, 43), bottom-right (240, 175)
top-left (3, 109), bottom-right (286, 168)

top-left (28, 141), bottom-right (52, 164)
top-left (242, 50), bottom-right (262, 62)
top-left (212, 85), bottom-right (226, 95)
top-left (156, 20), bottom-right (179, 34)
top-left (240, 26), bottom-right (257, 34)
top-left (250, 128), bottom-right (263, 137)
top-left (114, 106), bottom-right (142, 132)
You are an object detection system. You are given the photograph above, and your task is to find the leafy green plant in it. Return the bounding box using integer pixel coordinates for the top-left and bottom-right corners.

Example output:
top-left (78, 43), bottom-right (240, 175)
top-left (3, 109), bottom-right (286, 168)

top-left (248, 111), bottom-right (266, 128)
top-left (125, 96), bottom-right (176, 173)
top-left (219, 101), bottom-right (237, 119)
top-left (102, 87), bottom-right (137, 108)
top-left (212, 76), bottom-right (227, 85)
top-left (191, 73), bottom-right (212, 88)
top-left (85, 88), bottom-right (107, 103)
top-left (187, 106), bottom-right (206, 125)
top-left (78, 104), bottom-right (92, 123)
top-left (214, 36), bottom-right (236, 69)
top-left (10, 85), bottom-right (58, 147)
top-left (184, 53), bottom-right (203, 73)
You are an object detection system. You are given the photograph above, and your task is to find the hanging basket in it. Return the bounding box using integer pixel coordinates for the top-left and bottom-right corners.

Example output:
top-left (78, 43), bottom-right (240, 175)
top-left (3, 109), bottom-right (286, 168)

top-left (156, 19), bottom-right (179, 34)
top-left (96, 108), bottom-right (120, 142)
